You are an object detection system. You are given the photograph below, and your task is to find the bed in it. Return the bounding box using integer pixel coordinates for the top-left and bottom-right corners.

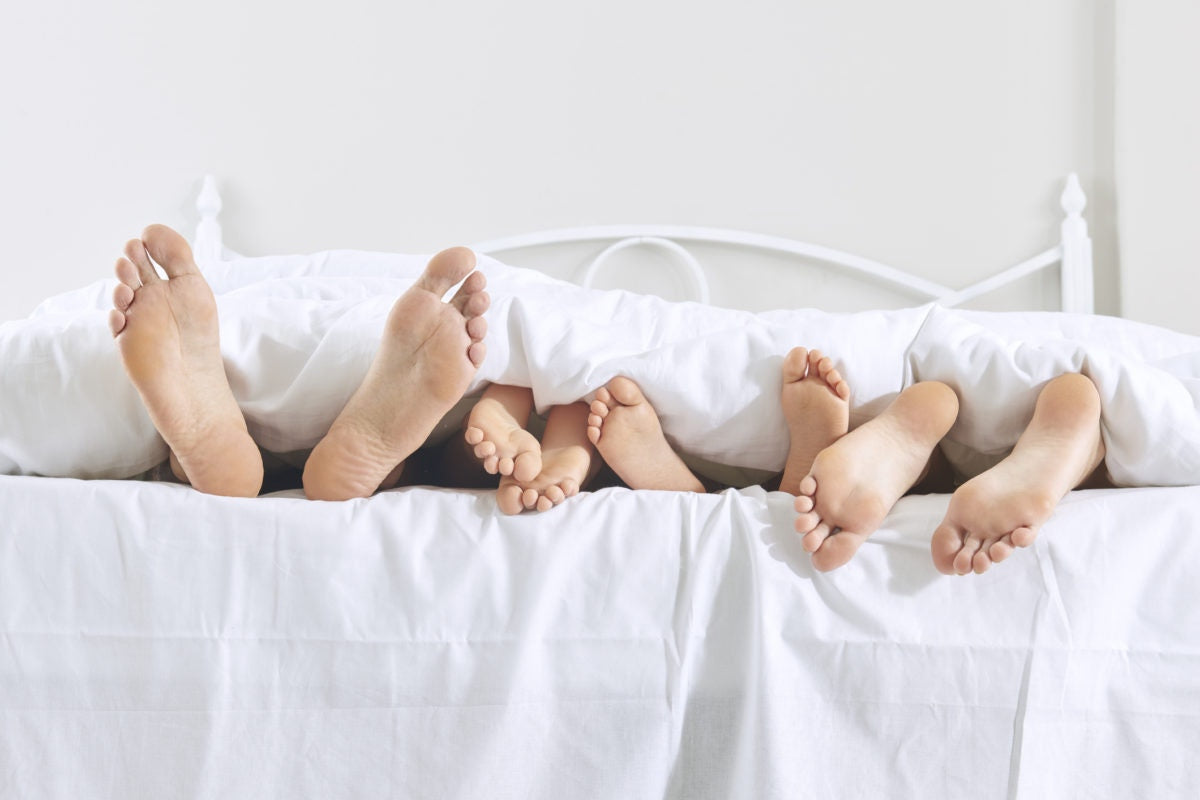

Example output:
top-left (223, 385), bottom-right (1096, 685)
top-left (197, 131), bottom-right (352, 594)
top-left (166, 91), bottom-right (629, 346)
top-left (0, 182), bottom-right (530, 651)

top-left (2, 175), bottom-right (1198, 799)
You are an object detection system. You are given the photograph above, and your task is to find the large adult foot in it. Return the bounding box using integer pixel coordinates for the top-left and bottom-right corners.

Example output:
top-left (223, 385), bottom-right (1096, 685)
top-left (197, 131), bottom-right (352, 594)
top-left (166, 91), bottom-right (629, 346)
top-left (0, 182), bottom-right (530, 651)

top-left (778, 347), bottom-right (850, 495)
top-left (302, 247), bottom-right (488, 500)
top-left (465, 384), bottom-right (542, 482)
top-left (931, 373), bottom-right (1105, 575)
top-left (586, 377), bottom-right (705, 493)
top-left (794, 381), bottom-right (959, 571)
top-left (109, 225), bottom-right (262, 497)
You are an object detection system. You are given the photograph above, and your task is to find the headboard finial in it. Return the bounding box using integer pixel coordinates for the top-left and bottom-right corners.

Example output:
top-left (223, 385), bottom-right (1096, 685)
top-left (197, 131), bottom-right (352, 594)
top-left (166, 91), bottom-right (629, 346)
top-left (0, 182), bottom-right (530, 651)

top-left (1061, 172), bottom-right (1086, 218)
top-left (194, 174), bottom-right (224, 266)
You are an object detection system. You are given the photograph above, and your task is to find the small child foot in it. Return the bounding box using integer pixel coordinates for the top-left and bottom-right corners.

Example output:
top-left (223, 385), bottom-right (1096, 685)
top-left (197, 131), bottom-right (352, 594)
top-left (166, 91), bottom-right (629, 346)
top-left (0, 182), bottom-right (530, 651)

top-left (587, 377), bottom-right (704, 493)
top-left (931, 373), bottom-right (1105, 575)
top-left (794, 381), bottom-right (959, 571)
top-left (465, 384), bottom-right (542, 482)
top-left (110, 224), bottom-right (262, 497)
top-left (778, 347), bottom-right (850, 495)
top-left (302, 247), bottom-right (488, 500)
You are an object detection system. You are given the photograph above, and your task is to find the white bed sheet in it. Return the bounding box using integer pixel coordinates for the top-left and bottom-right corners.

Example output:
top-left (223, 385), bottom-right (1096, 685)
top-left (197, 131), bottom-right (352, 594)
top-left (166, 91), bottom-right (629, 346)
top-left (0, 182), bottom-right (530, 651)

top-left (2, 474), bottom-right (1198, 799)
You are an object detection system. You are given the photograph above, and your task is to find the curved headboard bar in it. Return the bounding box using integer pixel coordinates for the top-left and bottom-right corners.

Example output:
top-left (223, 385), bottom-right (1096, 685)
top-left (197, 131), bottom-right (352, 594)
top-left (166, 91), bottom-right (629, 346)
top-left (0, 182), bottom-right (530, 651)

top-left (473, 224), bottom-right (957, 302)
top-left (192, 174), bottom-right (1093, 312)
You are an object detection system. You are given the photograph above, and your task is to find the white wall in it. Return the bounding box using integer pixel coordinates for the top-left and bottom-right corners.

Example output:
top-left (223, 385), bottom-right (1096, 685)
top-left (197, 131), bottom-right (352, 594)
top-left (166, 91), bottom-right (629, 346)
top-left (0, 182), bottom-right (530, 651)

top-left (1115, 0), bottom-right (1200, 335)
top-left (1, 1), bottom-right (1130, 324)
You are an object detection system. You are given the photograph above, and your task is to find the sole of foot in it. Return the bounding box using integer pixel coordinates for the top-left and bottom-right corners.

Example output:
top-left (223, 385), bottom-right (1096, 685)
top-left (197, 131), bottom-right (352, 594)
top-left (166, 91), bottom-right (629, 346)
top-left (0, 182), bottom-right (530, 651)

top-left (464, 385), bottom-right (542, 482)
top-left (302, 247), bottom-right (488, 500)
top-left (586, 376), bottom-right (704, 493)
top-left (794, 380), bottom-right (959, 571)
top-left (778, 347), bottom-right (851, 496)
top-left (110, 224), bottom-right (263, 497)
top-left (931, 373), bottom-right (1105, 575)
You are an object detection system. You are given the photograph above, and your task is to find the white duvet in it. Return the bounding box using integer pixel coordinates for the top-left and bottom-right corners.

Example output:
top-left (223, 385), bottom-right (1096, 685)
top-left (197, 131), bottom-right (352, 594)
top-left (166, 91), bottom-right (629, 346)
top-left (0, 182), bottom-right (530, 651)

top-left (2, 250), bottom-right (1200, 485)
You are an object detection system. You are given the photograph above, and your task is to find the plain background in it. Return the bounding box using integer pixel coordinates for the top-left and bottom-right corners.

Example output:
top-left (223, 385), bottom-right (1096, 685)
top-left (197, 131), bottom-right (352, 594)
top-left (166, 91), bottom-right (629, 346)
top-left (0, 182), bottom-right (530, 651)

top-left (0, 1), bottom-right (1195, 333)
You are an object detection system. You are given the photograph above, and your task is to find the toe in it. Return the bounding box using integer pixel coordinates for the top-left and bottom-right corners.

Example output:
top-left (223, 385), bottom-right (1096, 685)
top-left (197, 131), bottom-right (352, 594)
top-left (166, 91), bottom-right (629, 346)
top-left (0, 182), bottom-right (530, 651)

top-left (115, 257), bottom-right (141, 289)
top-left (513, 451), bottom-right (541, 483)
top-left (799, 475), bottom-right (817, 496)
top-left (1011, 526), bottom-right (1037, 548)
top-left (586, 425), bottom-right (601, 445)
top-left (606, 376), bottom-right (644, 406)
top-left (971, 548), bottom-right (993, 574)
top-left (113, 282), bottom-right (134, 311)
top-left (467, 315), bottom-right (487, 341)
top-left (811, 529), bottom-right (867, 572)
top-left (497, 456), bottom-right (515, 476)
top-left (794, 495), bottom-right (813, 513)
top-left (108, 309), bottom-right (127, 337)
top-left (459, 290), bottom-right (489, 319)
top-left (930, 520), bottom-right (964, 575)
top-left (483, 455), bottom-right (499, 474)
top-left (544, 485), bottom-right (565, 504)
top-left (521, 488), bottom-right (539, 510)
top-left (560, 478), bottom-right (580, 497)
top-left (536, 495), bottom-right (553, 512)
top-left (141, 224), bottom-right (198, 277)
top-left (450, 271), bottom-right (488, 312)
top-left (468, 341), bottom-right (486, 367)
top-left (954, 536), bottom-right (982, 575)
top-left (474, 440), bottom-right (496, 458)
top-left (417, 247), bottom-right (477, 295)
top-left (802, 522), bottom-right (832, 553)
top-left (794, 511), bottom-right (820, 533)
top-left (594, 387), bottom-right (613, 408)
top-left (589, 400), bottom-right (609, 419)
top-left (782, 347), bottom-right (809, 383)
top-left (464, 427), bottom-right (484, 446)
top-left (124, 239), bottom-right (160, 283)
top-left (989, 535), bottom-right (1015, 562)
top-left (497, 483), bottom-right (525, 515)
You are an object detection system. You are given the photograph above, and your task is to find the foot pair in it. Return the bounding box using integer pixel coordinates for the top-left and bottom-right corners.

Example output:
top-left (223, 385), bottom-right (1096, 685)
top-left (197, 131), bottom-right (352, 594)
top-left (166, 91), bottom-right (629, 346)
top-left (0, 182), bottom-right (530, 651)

top-left (794, 373), bottom-right (1106, 574)
top-left (465, 393), bottom-right (594, 514)
top-left (110, 225), bottom-right (489, 499)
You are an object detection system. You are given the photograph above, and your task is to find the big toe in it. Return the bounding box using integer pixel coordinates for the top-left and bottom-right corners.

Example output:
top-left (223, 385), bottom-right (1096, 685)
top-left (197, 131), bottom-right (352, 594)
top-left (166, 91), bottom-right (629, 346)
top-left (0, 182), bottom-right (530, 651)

top-left (497, 482), bottom-right (526, 515)
top-left (930, 521), bottom-right (963, 575)
top-left (606, 376), bottom-right (645, 407)
top-left (811, 530), bottom-right (867, 572)
top-left (418, 246), bottom-right (477, 295)
top-left (782, 347), bottom-right (809, 383)
top-left (141, 224), bottom-right (198, 276)
top-left (513, 450), bottom-right (542, 483)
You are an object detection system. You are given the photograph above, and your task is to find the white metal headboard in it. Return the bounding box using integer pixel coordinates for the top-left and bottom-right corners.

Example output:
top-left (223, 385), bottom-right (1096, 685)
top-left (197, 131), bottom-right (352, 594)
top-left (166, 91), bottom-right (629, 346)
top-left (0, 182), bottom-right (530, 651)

top-left (193, 173), bottom-right (1093, 313)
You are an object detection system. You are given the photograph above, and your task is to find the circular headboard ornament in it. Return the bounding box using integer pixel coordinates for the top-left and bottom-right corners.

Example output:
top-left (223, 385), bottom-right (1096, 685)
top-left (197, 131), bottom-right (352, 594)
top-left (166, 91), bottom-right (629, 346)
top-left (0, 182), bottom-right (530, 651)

top-left (576, 236), bottom-right (711, 304)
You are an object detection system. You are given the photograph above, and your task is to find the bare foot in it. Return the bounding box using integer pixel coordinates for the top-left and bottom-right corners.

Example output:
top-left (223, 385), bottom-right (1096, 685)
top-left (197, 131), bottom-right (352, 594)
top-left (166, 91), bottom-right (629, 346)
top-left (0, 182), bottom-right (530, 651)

top-left (794, 381), bottom-right (959, 571)
top-left (109, 224), bottom-right (262, 497)
top-left (464, 384), bottom-right (542, 482)
top-left (778, 347), bottom-right (850, 495)
top-left (931, 373), bottom-right (1105, 575)
top-left (302, 247), bottom-right (488, 500)
top-left (497, 403), bottom-right (594, 514)
top-left (586, 377), bottom-right (705, 493)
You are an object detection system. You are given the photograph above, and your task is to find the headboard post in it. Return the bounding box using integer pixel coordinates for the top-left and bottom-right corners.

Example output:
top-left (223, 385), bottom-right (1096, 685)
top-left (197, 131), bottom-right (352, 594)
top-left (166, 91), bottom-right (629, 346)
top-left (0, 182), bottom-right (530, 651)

top-left (194, 175), bottom-right (224, 266)
top-left (1060, 173), bottom-right (1094, 314)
